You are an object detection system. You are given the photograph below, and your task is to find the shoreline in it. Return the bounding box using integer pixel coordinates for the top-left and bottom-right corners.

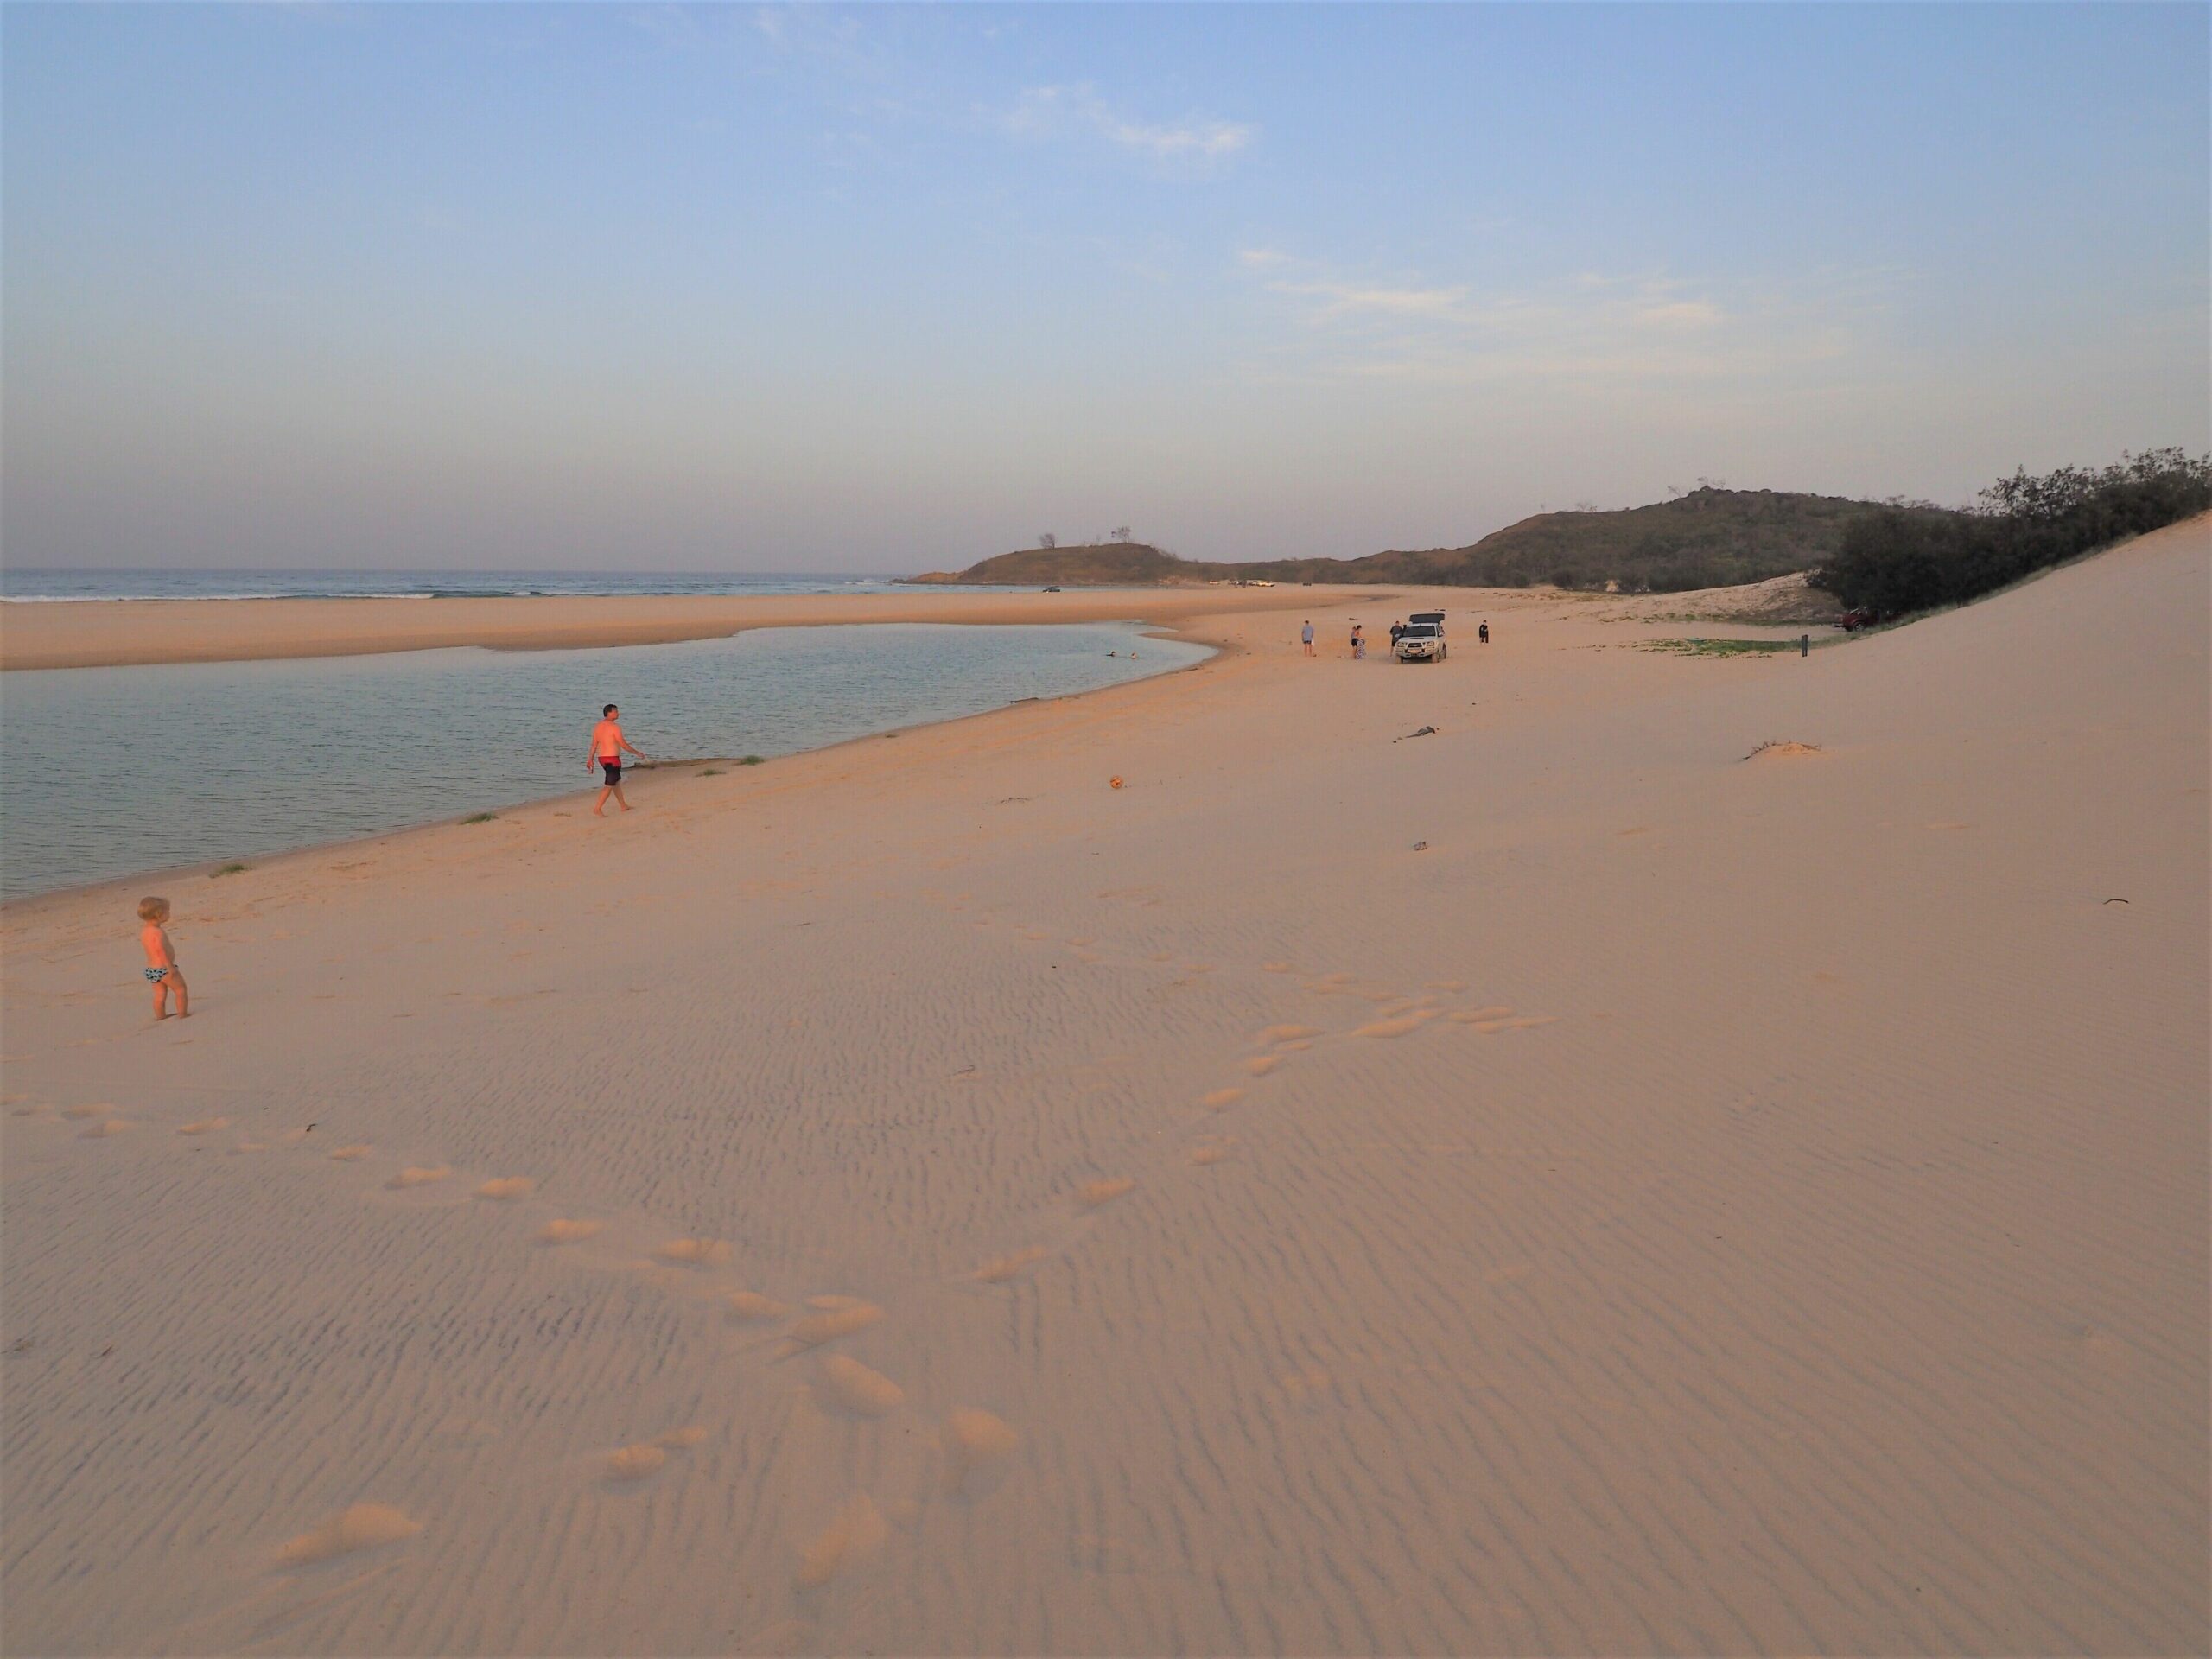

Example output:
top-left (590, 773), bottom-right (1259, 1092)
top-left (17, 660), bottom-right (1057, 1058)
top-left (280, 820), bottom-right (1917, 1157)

top-left (0, 616), bottom-right (1242, 917)
top-left (0, 585), bottom-right (1376, 671)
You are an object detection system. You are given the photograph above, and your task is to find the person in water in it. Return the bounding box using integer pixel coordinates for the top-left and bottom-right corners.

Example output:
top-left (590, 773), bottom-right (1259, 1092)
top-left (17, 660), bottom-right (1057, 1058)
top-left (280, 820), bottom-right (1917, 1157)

top-left (138, 896), bottom-right (188, 1020)
top-left (588, 703), bottom-right (651, 817)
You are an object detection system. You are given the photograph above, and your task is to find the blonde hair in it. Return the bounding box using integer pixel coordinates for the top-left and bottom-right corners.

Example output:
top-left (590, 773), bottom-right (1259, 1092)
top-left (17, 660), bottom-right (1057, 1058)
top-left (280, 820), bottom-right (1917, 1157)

top-left (137, 896), bottom-right (170, 922)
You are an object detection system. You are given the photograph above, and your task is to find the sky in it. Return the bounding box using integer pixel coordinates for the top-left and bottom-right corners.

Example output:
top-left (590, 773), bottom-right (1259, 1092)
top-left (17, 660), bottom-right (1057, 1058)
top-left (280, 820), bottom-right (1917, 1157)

top-left (3, 3), bottom-right (2206, 573)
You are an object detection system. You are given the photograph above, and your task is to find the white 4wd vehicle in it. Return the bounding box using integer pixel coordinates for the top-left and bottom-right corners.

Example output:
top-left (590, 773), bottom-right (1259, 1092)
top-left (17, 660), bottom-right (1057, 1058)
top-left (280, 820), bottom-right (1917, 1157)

top-left (1395, 620), bottom-right (1446, 662)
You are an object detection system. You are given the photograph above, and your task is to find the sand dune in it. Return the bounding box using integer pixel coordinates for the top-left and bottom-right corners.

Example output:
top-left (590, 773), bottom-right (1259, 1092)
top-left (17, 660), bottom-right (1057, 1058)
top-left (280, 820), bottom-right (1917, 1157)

top-left (2, 519), bottom-right (2204, 1654)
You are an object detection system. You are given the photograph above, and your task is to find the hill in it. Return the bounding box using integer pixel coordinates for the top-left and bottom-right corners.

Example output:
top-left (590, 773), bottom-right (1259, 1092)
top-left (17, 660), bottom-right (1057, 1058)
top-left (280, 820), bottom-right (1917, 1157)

top-left (912, 488), bottom-right (1962, 594)
top-left (907, 543), bottom-right (1197, 587)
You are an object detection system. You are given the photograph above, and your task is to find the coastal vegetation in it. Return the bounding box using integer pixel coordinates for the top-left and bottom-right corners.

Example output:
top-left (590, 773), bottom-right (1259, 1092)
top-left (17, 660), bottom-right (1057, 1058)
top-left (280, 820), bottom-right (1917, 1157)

top-left (1637, 637), bottom-right (1797, 657)
top-left (1813, 450), bottom-right (2211, 618)
top-left (920, 488), bottom-right (1961, 594)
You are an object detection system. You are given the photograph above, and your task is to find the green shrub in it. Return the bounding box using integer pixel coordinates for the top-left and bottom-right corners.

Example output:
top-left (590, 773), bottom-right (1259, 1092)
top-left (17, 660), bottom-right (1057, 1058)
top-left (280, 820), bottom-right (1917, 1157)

top-left (1815, 449), bottom-right (2209, 616)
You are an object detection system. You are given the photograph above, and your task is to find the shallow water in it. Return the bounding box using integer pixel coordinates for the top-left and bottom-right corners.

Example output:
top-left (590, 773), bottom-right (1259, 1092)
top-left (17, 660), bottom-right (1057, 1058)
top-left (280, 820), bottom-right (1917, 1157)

top-left (0, 622), bottom-right (1207, 899)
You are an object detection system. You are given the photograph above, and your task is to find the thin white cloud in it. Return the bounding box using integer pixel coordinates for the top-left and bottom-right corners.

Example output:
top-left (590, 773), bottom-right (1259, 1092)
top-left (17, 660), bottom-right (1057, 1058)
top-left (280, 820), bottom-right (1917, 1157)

top-left (1237, 247), bottom-right (1291, 269)
top-left (1243, 255), bottom-right (1891, 388)
top-left (1007, 86), bottom-right (1255, 162)
top-left (1636, 300), bottom-right (1724, 330)
top-left (1270, 281), bottom-right (1471, 321)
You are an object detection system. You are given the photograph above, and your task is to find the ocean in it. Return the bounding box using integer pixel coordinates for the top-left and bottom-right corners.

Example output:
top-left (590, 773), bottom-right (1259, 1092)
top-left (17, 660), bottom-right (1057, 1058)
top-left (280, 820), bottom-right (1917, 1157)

top-left (0, 621), bottom-right (1209, 900)
top-left (0, 568), bottom-right (936, 602)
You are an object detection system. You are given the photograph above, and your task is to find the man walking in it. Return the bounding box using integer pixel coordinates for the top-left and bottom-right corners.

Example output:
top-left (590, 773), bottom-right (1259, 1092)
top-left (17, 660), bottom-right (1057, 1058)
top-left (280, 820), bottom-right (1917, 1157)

top-left (588, 703), bottom-right (650, 816)
top-left (1300, 620), bottom-right (1316, 656)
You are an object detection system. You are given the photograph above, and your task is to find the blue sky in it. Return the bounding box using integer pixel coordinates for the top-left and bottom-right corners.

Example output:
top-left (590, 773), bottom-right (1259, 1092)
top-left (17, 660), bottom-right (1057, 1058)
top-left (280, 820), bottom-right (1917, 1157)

top-left (4, 3), bottom-right (2205, 571)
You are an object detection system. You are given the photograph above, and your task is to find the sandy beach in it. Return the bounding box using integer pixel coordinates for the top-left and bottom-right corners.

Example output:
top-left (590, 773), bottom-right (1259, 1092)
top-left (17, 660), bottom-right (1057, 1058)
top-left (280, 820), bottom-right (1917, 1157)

top-left (0, 586), bottom-right (1335, 672)
top-left (3, 518), bottom-right (2205, 1654)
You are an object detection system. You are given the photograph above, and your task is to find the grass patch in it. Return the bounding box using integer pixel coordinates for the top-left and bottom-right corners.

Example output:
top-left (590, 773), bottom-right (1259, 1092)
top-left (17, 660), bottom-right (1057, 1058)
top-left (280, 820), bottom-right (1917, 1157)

top-left (212, 862), bottom-right (247, 877)
top-left (1638, 637), bottom-right (1796, 658)
top-left (698, 767), bottom-right (724, 777)
top-left (739, 755), bottom-right (765, 766)
top-left (1745, 740), bottom-right (1825, 760)
top-left (461, 812), bottom-right (498, 824)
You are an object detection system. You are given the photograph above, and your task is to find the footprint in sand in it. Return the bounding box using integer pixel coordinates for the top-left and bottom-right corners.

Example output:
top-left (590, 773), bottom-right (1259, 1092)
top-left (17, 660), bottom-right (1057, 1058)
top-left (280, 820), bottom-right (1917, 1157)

top-left (9, 1103), bottom-right (54, 1119)
top-left (1188, 1140), bottom-right (1236, 1166)
top-left (785, 1302), bottom-right (884, 1349)
top-left (728, 1289), bottom-right (791, 1320)
top-left (537, 1219), bottom-right (605, 1245)
top-left (654, 1237), bottom-right (731, 1267)
top-left (1261, 961), bottom-right (1296, 974)
top-left (940, 1408), bottom-right (1020, 1497)
top-left (328, 1145), bottom-right (372, 1162)
top-left (231, 1141), bottom-right (266, 1155)
top-left (1356, 1012), bottom-right (1434, 1039)
top-left (1241, 1056), bottom-right (1281, 1077)
top-left (79, 1119), bottom-right (130, 1139)
top-left (175, 1118), bottom-right (229, 1135)
top-left (387, 1166), bottom-right (452, 1189)
top-left (1448, 1006), bottom-right (1515, 1024)
top-left (603, 1444), bottom-right (667, 1482)
top-left (273, 1503), bottom-right (421, 1567)
top-left (63, 1103), bottom-right (112, 1120)
top-left (973, 1247), bottom-right (1050, 1284)
top-left (1201, 1087), bottom-right (1245, 1109)
top-left (1465, 1014), bottom-right (1556, 1034)
top-left (657, 1426), bottom-right (709, 1448)
top-left (1258, 1024), bottom-right (1320, 1045)
top-left (795, 1494), bottom-right (887, 1588)
top-left (474, 1177), bottom-right (534, 1201)
top-left (815, 1354), bottom-right (905, 1417)
top-left (1074, 1178), bottom-right (1135, 1210)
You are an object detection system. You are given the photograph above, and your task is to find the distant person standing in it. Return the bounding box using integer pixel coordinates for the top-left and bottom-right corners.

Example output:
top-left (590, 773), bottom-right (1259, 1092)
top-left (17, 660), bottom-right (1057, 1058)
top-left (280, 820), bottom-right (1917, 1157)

top-left (1300, 620), bottom-right (1315, 656)
top-left (588, 703), bottom-right (650, 817)
top-left (1478, 620), bottom-right (1491, 645)
top-left (137, 896), bottom-right (188, 1020)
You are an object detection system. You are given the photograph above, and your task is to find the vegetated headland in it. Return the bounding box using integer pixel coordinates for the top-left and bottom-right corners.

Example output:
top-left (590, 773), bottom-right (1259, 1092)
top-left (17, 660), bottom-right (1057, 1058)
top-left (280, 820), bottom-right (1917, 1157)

top-left (912, 453), bottom-right (2210, 608)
